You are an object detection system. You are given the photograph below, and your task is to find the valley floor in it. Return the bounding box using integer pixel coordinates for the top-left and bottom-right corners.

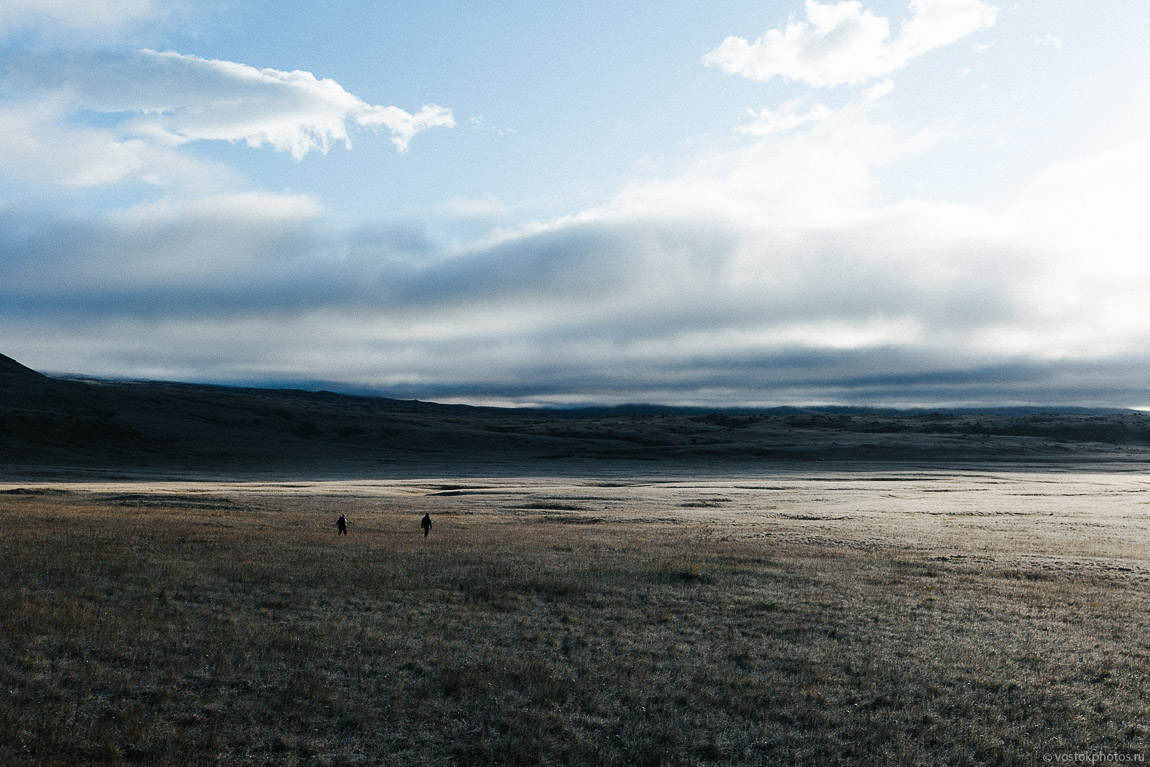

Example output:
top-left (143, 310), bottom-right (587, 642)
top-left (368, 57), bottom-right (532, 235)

top-left (3, 467), bottom-right (1149, 765)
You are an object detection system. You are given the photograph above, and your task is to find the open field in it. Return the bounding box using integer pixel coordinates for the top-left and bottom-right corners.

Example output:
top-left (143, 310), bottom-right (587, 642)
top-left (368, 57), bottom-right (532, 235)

top-left (3, 468), bottom-right (1150, 765)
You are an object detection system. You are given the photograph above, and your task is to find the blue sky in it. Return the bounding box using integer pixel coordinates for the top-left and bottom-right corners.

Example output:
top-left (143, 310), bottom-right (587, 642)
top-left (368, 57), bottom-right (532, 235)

top-left (3, 1), bottom-right (1150, 408)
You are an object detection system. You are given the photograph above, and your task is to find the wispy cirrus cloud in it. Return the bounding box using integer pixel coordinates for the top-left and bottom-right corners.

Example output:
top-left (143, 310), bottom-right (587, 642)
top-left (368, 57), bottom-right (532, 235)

top-left (703, 0), bottom-right (998, 87)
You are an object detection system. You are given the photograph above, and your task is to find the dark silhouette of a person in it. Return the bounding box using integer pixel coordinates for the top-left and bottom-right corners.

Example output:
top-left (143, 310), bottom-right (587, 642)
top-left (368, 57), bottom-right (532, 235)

top-left (421, 513), bottom-right (432, 538)
top-left (336, 514), bottom-right (348, 535)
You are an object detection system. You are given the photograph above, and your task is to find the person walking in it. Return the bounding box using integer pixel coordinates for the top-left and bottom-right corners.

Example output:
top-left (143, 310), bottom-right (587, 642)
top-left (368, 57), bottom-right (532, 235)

top-left (336, 514), bottom-right (348, 535)
top-left (421, 513), bottom-right (432, 538)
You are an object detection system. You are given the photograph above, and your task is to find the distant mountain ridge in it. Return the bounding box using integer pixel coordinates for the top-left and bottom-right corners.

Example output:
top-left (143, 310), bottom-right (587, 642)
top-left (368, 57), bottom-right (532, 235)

top-left (557, 403), bottom-right (1135, 418)
top-left (3, 353), bottom-right (1150, 474)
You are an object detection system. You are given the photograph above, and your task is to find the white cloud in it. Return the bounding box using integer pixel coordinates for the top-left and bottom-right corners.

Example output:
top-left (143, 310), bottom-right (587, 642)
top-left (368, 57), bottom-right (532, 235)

top-left (738, 100), bottom-right (833, 136)
top-left (893, 0), bottom-right (999, 59)
top-left (863, 78), bottom-right (895, 100)
top-left (1009, 136), bottom-right (1150, 269)
top-left (0, 98), bottom-right (243, 190)
top-left (703, 0), bottom-right (998, 87)
top-left (356, 102), bottom-right (456, 154)
top-left (0, 49), bottom-right (454, 193)
top-left (613, 102), bottom-right (948, 226)
top-left (0, 0), bottom-right (166, 37)
top-left (1003, 136), bottom-right (1150, 360)
top-left (115, 50), bottom-right (454, 158)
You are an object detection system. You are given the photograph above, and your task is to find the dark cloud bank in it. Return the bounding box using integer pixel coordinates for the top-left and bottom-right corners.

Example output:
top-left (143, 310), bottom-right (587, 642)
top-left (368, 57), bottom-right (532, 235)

top-left (2, 193), bottom-right (1147, 409)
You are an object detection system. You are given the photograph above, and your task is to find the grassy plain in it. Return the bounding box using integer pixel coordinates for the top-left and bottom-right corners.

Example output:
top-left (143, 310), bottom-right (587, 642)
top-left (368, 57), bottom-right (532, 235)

top-left (3, 469), bottom-right (1150, 765)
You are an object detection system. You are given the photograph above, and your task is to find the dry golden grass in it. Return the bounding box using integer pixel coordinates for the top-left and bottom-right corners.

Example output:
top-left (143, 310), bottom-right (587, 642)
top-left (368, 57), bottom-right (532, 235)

top-left (3, 471), bottom-right (1150, 765)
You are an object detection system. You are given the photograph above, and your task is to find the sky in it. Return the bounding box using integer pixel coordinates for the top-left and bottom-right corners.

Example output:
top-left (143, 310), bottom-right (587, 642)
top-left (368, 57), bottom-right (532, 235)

top-left (3, 1), bottom-right (1150, 409)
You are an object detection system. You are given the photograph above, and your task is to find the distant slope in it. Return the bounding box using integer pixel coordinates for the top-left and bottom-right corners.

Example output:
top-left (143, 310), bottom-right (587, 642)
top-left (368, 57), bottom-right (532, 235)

top-left (3, 353), bottom-right (1150, 474)
top-left (0, 353), bottom-right (47, 383)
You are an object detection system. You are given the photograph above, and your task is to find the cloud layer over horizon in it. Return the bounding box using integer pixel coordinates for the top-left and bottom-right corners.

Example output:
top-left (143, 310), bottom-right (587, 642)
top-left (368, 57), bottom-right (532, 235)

top-left (7, 127), bottom-right (1150, 408)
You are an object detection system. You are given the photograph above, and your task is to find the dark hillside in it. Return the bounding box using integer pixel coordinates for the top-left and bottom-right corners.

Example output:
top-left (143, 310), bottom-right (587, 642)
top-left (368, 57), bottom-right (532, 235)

top-left (3, 353), bottom-right (1150, 474)
top-left (0, 353), bottom-right (46, 382)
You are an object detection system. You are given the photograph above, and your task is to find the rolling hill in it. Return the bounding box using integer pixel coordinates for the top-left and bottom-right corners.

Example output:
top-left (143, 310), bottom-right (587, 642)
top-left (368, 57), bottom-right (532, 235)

top-left (3, 353), bottom-right (1150, 475)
